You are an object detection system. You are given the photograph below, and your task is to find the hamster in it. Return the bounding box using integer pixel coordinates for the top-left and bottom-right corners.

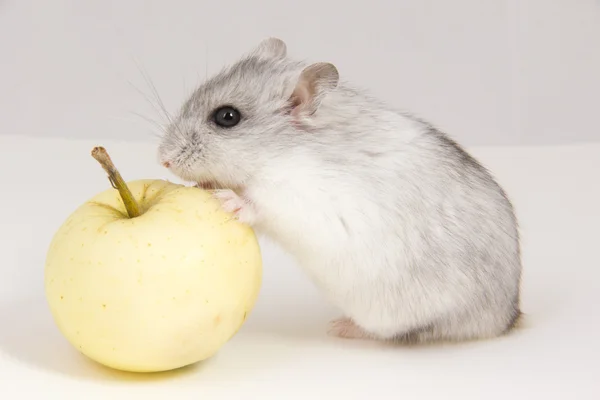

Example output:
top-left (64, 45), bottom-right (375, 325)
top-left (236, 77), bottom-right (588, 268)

top-left (157, 38), bottom-right (522, 344)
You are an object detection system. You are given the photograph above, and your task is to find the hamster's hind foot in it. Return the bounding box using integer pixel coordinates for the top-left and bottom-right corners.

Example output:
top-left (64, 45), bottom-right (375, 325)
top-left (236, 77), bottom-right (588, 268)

top-left (327, 317), bottom-right (372, 340)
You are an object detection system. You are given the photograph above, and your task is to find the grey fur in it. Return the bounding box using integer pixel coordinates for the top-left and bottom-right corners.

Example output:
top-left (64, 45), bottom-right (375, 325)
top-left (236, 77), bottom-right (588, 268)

top-left (158, 38), bottom-right (522, 344)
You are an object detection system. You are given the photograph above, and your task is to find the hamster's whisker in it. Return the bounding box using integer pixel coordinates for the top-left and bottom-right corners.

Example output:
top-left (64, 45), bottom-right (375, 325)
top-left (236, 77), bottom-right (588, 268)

top-left (126, 80), bottom-right (168, 126)
top-left (128, 111), bottom-right (166, 138)
top-left (132, 60), bottom-right (187, 139)
top-left (139, 67), bottom-right (186, 138)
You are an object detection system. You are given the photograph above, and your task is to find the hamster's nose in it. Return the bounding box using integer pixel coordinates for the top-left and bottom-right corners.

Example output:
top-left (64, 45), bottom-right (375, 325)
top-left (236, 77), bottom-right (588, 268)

top-left (162, 161), bottom-right (171, 168)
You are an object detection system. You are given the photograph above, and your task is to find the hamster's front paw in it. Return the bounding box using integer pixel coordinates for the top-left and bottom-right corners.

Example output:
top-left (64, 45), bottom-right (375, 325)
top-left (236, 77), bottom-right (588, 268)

top-left (212, 189), bottom-right (256, 226)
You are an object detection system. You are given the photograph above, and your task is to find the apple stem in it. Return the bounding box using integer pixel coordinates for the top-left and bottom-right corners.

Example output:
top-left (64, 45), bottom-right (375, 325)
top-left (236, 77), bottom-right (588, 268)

top-left (91, 146), bottom-right (141, 218)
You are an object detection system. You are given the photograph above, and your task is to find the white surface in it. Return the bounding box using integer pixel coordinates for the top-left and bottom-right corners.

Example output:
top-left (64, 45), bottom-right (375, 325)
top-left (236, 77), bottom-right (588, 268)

top-left (1, 0), bottom-right (599, 146)
top-left (0, 134), bottom-right (599, 399)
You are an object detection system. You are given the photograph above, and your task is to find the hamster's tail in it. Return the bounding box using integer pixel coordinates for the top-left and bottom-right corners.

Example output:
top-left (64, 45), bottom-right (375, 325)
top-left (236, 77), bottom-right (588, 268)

top-left (507, 309), bottom-right (531, 332)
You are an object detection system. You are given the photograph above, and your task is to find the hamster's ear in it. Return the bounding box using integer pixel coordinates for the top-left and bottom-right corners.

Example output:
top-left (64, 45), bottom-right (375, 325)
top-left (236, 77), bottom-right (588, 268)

top-left (288, 62), bottom-right (339, 117)
top-left (249, 37), bottom-right (287, 61)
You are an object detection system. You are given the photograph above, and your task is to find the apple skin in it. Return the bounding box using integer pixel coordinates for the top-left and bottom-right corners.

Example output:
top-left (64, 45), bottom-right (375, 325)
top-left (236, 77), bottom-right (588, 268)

top-left (44, 179), bottom-right (262, 373)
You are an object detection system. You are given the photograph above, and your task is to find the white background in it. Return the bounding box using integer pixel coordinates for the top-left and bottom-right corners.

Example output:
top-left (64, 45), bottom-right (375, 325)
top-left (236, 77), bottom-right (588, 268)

top-left (0, 1), bottom-right (599, 399)
top-left (0, 0), bottom-right (599, 145)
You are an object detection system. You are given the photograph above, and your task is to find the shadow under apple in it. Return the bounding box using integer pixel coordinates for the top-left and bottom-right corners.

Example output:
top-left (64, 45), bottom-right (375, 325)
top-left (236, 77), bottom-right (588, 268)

top-left (0, 297), bottom-right (206, 382)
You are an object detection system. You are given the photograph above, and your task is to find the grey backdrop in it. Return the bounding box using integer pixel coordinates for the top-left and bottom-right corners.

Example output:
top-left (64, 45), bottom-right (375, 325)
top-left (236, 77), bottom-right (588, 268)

top-left (1, 0), bottom-right (599, 146)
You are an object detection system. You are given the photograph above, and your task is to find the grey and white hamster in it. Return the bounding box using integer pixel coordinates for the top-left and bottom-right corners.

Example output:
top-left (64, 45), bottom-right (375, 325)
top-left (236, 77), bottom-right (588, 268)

top-left (157, 38), bottom-right (522, 344)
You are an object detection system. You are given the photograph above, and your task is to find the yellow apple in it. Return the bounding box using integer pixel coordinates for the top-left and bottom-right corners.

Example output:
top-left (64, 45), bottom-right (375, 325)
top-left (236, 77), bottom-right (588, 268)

top-left (44, 151), bottom-right (262, 373)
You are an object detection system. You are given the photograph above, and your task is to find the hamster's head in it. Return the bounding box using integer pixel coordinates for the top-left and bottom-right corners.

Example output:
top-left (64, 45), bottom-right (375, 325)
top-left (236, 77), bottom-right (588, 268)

top-left (157, 37), bottom-right (339, 191)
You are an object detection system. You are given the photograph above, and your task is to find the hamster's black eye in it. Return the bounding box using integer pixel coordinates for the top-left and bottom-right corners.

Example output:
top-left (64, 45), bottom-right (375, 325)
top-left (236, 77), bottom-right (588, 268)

top-left (212, 106), bottom-right (241, 128)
